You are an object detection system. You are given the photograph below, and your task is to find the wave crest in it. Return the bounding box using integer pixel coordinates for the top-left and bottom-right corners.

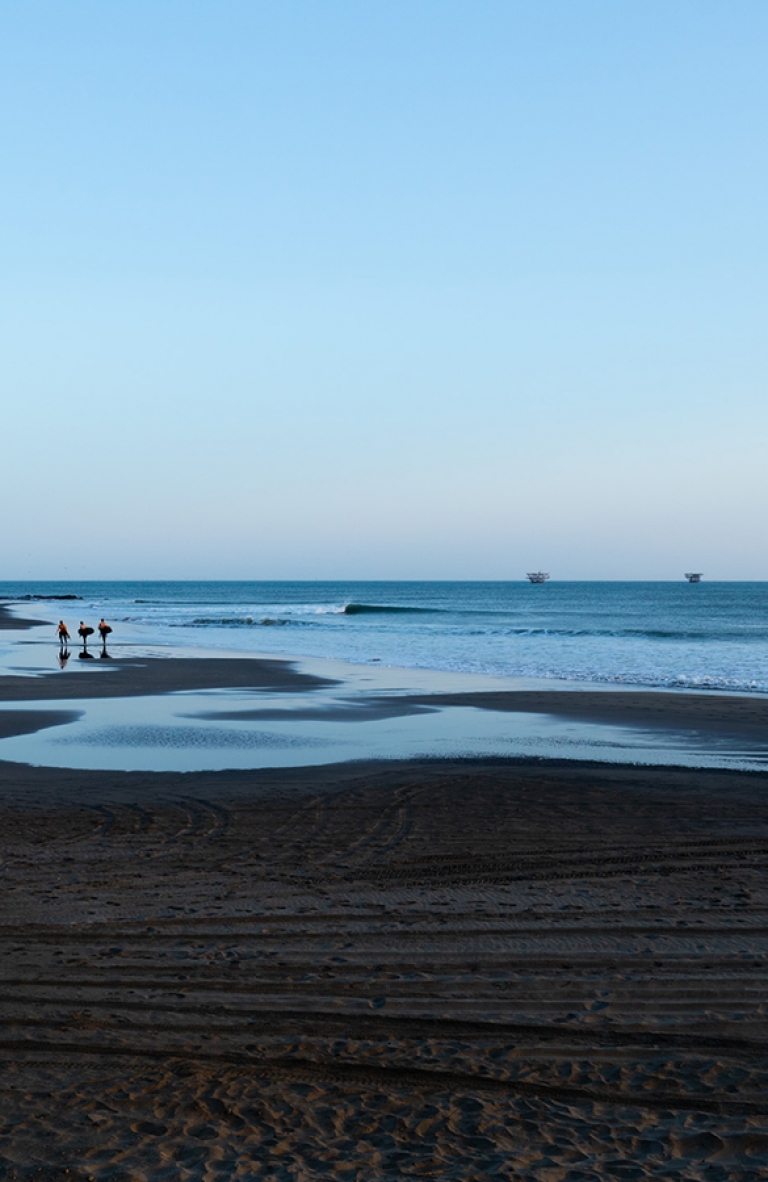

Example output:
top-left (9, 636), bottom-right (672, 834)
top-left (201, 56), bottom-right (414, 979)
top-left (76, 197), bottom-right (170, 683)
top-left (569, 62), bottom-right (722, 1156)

top-left (342, 603), bottom-right (438, 615)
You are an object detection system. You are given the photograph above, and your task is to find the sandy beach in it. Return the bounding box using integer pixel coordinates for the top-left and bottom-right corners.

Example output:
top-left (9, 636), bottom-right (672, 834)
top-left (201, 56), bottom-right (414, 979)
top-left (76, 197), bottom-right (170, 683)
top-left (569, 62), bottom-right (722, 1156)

top-left (1, 609), bottom-right (768, 1178)
top-left (2, 757), bottom-right (768, 1179)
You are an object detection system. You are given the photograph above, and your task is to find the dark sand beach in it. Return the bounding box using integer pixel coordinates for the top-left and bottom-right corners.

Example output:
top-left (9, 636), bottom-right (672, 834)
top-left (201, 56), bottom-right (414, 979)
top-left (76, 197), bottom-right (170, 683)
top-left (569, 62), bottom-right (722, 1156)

top-left (1, 607), bottom-right (768, 1178)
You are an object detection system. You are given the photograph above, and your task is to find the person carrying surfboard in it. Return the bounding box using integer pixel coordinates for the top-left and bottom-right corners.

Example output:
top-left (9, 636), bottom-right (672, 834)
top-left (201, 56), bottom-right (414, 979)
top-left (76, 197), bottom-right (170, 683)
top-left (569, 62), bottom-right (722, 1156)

top-left (78, 621), bottom-right (94, 649)
top-left (57, 621), bottom-right (70, 647)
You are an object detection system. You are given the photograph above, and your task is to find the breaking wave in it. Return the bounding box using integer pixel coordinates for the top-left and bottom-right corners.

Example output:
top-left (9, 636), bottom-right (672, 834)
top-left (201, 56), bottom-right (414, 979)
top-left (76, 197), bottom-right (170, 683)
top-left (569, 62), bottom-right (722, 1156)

top-left (342, 603), bottom-right (440, 615)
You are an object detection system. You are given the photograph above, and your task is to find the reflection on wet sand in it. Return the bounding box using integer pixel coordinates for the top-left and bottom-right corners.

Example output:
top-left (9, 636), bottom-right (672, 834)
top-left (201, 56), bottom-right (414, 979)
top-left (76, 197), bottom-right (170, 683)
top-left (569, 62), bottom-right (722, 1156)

top-left (0, 608), bottom-right (767, 774)
top-left (1, 682), bottom-right (767, 774)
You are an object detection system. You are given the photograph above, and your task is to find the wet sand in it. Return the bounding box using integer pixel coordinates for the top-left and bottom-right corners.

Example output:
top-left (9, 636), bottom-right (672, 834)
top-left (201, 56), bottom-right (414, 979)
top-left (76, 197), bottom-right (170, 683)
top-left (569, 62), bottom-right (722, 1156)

top-left (2, 756), bottom-right (768, 1179)
top-left (0, 656), bottom-right (336, 702)
top-left (410, 688), bottom-right (768, 746)
top-left (0, 604), bottom-right (51, 631)
top-left (0, 710), bottom-right (82, 742)
top-left (198, 688), bottom-right (768, 746)
top-left (4, 649), bottom-right (768, 748)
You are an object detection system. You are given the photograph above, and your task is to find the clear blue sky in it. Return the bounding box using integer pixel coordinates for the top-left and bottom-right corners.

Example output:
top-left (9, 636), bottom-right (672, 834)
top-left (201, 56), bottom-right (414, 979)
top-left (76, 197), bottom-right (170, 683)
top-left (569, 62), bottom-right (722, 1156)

top-left (2, 1), bottom-right (766, 579)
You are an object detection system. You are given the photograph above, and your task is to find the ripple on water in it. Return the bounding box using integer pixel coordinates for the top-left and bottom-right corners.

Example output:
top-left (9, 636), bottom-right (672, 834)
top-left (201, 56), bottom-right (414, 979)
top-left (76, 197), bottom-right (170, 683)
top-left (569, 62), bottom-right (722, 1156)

top-left (54, 724), bottom-right (329, 750)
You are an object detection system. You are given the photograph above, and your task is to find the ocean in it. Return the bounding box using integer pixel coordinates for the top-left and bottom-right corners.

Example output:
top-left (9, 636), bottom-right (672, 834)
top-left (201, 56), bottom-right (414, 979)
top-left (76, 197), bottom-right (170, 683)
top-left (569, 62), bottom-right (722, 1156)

top-left (2, 580), bottom-right (766, 695)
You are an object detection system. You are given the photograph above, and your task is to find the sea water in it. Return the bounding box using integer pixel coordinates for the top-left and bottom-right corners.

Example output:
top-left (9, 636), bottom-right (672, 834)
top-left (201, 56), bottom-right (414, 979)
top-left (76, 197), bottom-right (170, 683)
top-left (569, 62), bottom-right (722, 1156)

top-left (2, 580), bottom-right (767, 694)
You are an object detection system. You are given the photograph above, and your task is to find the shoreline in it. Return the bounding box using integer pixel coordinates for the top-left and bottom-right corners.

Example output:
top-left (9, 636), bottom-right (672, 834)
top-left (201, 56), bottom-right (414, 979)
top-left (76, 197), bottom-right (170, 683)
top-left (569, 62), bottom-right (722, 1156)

top-left (2, 588), bottom-right (760, 704)
top-left (2, 602), bottom-right (768, 750)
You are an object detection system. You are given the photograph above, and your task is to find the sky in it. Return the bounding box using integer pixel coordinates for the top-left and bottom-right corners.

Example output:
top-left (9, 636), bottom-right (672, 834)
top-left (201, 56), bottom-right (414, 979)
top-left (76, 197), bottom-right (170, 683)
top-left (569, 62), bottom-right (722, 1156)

top-left (1, 0), bottom-right (767, 580)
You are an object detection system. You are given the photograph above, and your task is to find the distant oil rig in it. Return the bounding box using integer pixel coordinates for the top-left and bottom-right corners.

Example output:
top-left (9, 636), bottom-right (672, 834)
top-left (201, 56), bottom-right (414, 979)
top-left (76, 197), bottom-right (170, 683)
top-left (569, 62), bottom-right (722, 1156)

top-left (523, 572), bottom-right (704, 583)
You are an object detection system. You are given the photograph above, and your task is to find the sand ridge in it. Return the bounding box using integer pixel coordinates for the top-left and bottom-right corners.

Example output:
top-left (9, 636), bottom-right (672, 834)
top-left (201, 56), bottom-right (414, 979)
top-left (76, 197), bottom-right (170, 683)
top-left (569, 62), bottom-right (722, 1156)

top-left (0, 656), bottom-right (337, 703)
top-left (406, 689), bottom-right (768, 746)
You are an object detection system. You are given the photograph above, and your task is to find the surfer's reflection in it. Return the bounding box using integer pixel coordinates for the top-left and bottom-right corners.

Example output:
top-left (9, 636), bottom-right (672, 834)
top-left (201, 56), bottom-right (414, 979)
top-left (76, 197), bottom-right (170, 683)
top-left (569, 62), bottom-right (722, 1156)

top-left (58, 649), bottom-right (70, 669)
top-left (78, 649), bottom-right (95, 660)
top-left (99, 641), bottom-right (112, 659)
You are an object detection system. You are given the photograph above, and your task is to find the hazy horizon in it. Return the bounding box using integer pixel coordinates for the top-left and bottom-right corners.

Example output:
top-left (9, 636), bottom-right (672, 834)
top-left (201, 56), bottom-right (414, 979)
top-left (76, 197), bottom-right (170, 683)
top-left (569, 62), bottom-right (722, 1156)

top-left (2, 577), bottom-right (765, 589)
top-left (3, 1), bottom-right (767, 581)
